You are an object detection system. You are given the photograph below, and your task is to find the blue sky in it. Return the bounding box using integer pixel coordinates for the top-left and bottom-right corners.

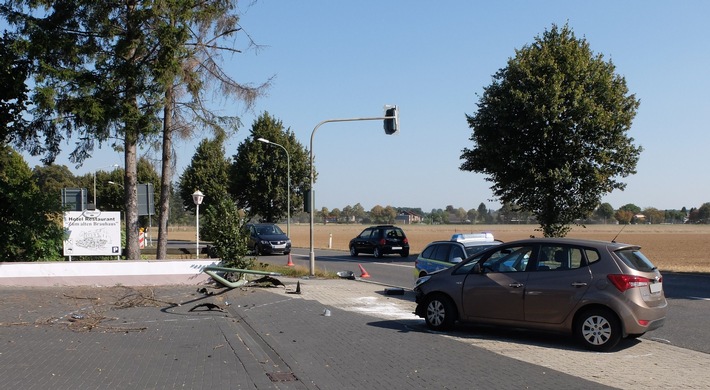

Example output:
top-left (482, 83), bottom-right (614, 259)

top-left (23, 1), bottom-right (710, 212)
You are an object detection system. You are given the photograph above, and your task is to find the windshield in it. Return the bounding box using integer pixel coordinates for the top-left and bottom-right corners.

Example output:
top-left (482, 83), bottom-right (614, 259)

top-left (258, 225), bottom-right (284, 235)
top-left (464, 243), bottom-right (499, 257)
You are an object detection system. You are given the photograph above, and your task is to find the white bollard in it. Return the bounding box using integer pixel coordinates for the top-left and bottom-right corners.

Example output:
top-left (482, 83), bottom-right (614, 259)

top-left (328, 233), bottom-right (333, 249)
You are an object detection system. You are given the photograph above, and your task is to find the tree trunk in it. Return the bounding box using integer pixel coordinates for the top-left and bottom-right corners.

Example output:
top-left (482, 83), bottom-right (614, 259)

top-left (124, 131), bottom-right (140, 260)
top-left (156, 87), bottom-right (174, 259)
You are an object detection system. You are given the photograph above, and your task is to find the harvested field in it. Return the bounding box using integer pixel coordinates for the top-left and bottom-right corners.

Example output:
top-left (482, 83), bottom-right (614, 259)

top-left (169, 223), bottom-right (710, 273)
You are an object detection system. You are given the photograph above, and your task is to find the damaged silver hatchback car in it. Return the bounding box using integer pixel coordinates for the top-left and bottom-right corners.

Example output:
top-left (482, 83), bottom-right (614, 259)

top-left (414, 238), bottom-right (667, 351)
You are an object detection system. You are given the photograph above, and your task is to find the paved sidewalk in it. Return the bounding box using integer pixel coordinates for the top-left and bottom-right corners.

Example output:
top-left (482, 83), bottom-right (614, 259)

top-left (0, 278), bottom-right (707, 389)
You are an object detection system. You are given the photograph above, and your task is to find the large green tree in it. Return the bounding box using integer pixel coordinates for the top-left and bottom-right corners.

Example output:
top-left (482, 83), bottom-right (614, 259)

top-left (2, 0), bottom-right (267, 260)
top-left (0, 32), bottom-right (30, 141)
top-left (0, 146), bottom-right (64, 260)
top-left (32, 164), bottom-right (78, 197)
top-left (178, 134), bottom-right (231, 213)
top-left (151, 0), bottom-right (270, 260)
top-left (594, 202), bottom-right (615, 223)
top-left (230, 112), bottom-right (311, 223)
top-left (460, 24), bottom-right (641, 237)
top-left (2, 0), bottom-right (165, 259)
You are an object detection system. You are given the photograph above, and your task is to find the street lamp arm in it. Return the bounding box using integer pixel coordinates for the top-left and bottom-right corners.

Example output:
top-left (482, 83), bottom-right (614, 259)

top-left (308, 114), bottom-right (396, 276)
top-left (93, 164), bottom-right (120, 209)
top-left (257, 137), bottom-right (291, 238)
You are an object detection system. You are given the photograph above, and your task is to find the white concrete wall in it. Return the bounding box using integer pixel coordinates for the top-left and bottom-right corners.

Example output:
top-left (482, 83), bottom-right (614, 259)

top-left (0, 260), bottom-right (218, 286)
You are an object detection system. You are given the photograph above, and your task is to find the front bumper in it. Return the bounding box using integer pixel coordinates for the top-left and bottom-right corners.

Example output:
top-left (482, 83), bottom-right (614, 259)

top-left (262, 241), bottom-right (291, 254)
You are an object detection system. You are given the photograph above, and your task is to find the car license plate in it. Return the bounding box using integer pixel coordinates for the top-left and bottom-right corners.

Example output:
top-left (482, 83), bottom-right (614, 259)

top-left (391, 246), bottom-right (402, 250)
top-left (649, 282), bottom-right (662, 293)
top-left (273, 244), bottom-right (286, 249)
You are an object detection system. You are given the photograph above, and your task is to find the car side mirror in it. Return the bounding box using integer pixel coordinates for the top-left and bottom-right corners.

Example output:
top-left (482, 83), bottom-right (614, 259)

top-left (451, 257), bottom-right (463, 264)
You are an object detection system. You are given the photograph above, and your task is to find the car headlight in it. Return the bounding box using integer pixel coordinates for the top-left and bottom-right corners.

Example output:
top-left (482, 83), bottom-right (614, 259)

top-left (414, 275), bottom-right (431, 288)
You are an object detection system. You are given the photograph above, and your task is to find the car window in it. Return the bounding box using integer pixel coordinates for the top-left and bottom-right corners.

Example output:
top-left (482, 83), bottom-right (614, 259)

top-left (481, 246), bottom-right (533, 273)
top-left (453, 245), bottom-right (532, 275)
top-left (464, 244), bottom-right (498, 257)
top-left (431, 244), bottom-right (451, 262)
top-left (450, 245), bottom-right (466, 262)
top-left (536, 245), bottom-right (586, 271)
top-left (358, 229), bottom-right (372, 239)
top-left (263, 225), bottom-right (282, 235)
top-left (385, 228), bottom-right (403, 238)
top-left (421, 244), bottom-right (436, 259)
top-left (585, 249), bottom-right (600, 264)
top-left (614, 249), bottom-right (657, 272)
top-left (271, 225), bottom-right (284, 235)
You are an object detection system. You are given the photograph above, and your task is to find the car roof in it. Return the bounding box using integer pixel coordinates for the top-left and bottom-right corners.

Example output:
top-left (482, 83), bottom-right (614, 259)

top-left (501, 237), bottom-right (639, 250)
top-left (424, 240), bottom-right (499, 248)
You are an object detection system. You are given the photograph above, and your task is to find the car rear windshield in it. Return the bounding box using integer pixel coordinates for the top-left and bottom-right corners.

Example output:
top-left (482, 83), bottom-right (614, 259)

top-left (614, 249), bottom-right (657, 272)
top-left (384, 228), bottom-right (405, 238)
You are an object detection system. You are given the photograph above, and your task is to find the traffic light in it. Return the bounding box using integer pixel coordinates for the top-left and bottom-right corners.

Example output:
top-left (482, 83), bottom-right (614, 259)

top-left (304, 189), bottom-right (314, 213)
top-left (383, 105), bottom-right (399, 135)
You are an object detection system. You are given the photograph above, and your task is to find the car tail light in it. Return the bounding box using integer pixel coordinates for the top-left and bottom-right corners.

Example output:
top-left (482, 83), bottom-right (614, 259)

top-left (403, 237), bottom-right (409, 244)
top-left (607, 274), bottom-right (652, 292)
top-left (379, 238), bottom-right (386, 246)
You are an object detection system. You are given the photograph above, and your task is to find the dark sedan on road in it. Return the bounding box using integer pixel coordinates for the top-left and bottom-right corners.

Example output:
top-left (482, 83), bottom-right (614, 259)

top-left (246, 223), bottom-right (291, 255)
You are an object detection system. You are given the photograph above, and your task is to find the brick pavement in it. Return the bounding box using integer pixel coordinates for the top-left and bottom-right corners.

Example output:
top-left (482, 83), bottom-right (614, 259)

top-left (0, 278), bottom-right (707, 389)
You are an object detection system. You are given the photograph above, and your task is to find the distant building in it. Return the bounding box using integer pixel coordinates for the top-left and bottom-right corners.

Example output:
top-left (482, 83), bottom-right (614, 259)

top-left (395, 210), bottom-right (421, 224)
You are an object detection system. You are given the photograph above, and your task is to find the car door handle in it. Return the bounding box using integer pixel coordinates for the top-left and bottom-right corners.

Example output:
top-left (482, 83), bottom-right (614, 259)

top-left (571, 282), bottom-right (588, 287)
top-left (508, 283), bottom-right (524, 288)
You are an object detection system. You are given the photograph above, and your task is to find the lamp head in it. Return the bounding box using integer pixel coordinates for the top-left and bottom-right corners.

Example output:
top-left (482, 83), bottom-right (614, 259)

top-left (192, 190), bottom-right (205, 205)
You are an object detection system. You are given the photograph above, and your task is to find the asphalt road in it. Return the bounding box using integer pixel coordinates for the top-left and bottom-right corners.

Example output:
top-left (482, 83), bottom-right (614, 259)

top-left (267, 247), bottom-right (710, 355)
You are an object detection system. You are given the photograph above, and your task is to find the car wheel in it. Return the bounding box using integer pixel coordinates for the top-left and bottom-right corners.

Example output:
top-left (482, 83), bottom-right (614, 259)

top-left (423, 294), bottom-right (456, 331)
top-left (253, 244), bottom-right (261, 256)
top-left (349, 246), bottom-right (358, 257)
top-left (400, 249), bottom-right (409, 258)
top-left (574, 308), bottom-right (622, 352)
top-left (373, 247), bottom-right (383, 258)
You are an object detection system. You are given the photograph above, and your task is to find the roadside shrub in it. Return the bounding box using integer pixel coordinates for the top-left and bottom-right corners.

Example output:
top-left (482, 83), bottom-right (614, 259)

top-left (201, 197), bottom-right (254, 270)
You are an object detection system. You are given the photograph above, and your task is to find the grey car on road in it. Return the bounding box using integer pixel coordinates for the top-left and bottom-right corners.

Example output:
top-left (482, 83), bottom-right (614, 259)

top-left (414, 237), bottom-right (667, 351)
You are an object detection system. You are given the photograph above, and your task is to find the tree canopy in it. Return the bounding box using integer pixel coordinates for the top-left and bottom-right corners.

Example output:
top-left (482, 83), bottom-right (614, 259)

top-left (178, 134), bottom-right (231, 213)
top-left (229, 112), bottom-right (310, 222)
top-left (0, 32), bottom-right (30, 141)
top-left (460, 24), bottom-right (642, 237)
top-left (0, 146), bottom-right (63, 260)
top-left (2, 0), bottom-right (268, 259)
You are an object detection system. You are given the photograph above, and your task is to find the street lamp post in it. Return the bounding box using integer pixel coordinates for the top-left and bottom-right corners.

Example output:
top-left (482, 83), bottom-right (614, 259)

top-left (93, 164), bottom-right (119, 209)
top-left (308, 107), bottom-right (399, 276)
top-left (192, 190), bottom-right (205, 259)
top-left (257, 137), bottom-right (291, 237)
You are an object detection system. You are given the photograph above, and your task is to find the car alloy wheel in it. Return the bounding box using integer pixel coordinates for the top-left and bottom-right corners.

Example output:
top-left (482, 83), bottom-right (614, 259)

top-left (575, 308), bottom-right (621, 352)
top-left (350, 246), bottom-right (358, 257)
top-left (424, 295), bottom-right (455, 331)
top-left (373, 247), bottom-right (382, 258)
